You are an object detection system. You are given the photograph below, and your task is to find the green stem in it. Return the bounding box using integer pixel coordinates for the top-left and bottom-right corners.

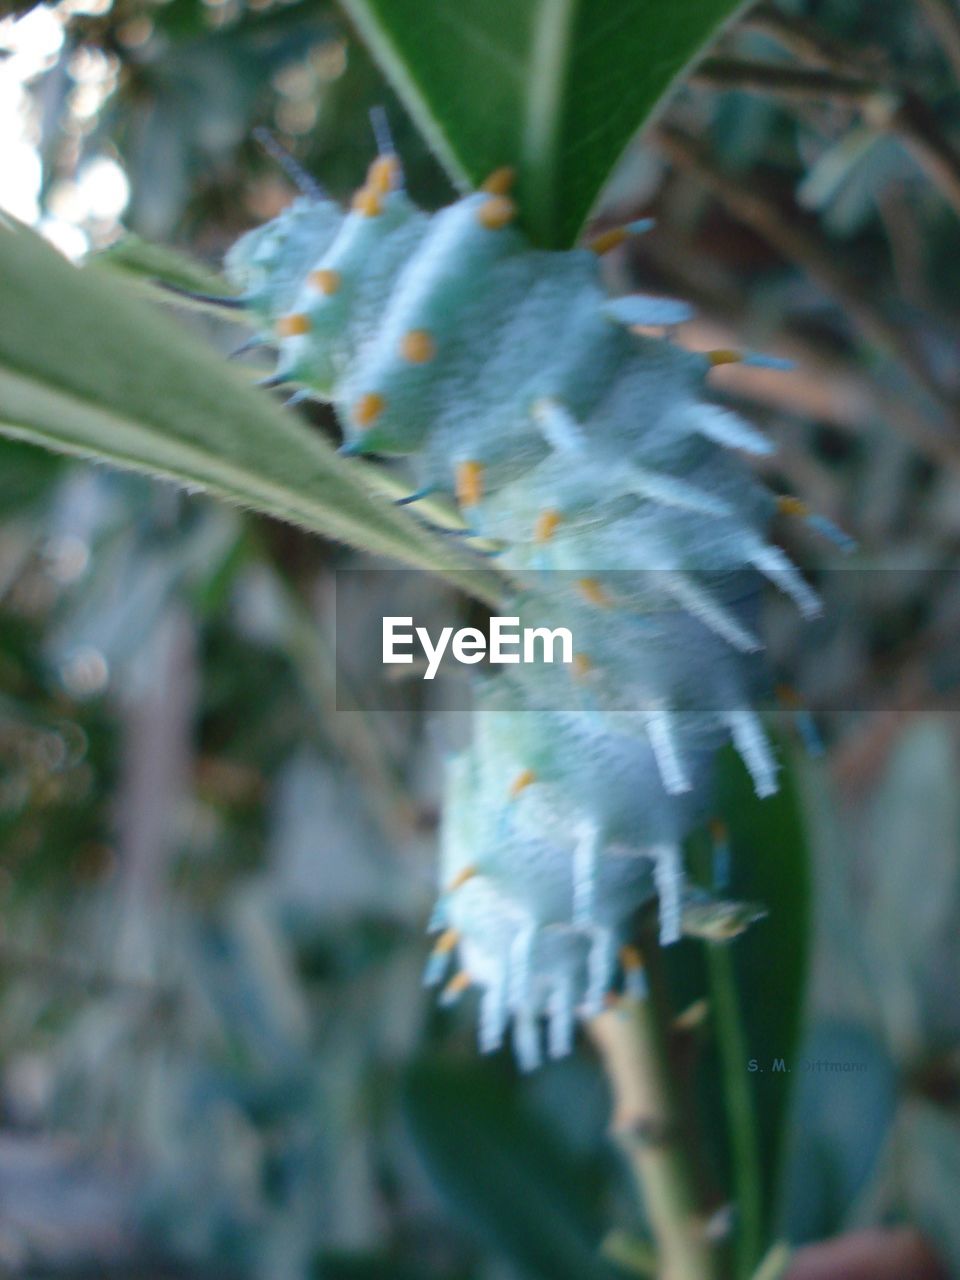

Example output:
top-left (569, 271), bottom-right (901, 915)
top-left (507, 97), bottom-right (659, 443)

top-left (590, 993), bottom-right (723, 1280)
top-left (706, 942), bottom-right (763, 1279)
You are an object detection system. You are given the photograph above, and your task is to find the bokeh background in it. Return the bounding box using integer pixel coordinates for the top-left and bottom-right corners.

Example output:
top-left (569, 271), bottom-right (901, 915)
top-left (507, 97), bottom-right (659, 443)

top-left (1, 0), bottom-right (959, 1276)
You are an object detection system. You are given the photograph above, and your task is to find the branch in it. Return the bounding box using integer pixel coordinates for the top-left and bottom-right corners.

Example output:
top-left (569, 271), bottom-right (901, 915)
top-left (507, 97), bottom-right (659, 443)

top-left (653, 126), bottom-right (960, 462)
top-left (890, 91), bottom-right (960, 220)
top-left (693, 58), bottom-right (960, 224)
top-left (693, 58), bottom-right (881, 103)
top-left (712, 1), bottom-right (960, 225)
top-left (742, 3), bottom-right (889, 77)
top-left (590, 991), bottom-right (723, 1280)
top-left (917, 0), bottom-right (960, 84)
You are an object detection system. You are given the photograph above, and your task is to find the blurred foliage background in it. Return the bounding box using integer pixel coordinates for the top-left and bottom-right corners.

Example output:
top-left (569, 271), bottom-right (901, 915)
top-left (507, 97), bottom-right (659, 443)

top-left (1, 0), bottom-right (960, 1276)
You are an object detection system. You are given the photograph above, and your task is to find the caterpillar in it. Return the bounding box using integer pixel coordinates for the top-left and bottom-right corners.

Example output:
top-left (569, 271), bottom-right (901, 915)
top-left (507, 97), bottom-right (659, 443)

top-left (221, 141), bottom-right (828, 1071)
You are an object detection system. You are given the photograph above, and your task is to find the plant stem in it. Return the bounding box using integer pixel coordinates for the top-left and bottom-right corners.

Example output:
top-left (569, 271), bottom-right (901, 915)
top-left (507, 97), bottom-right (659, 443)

top-left (705, 942), bottom-right (763, 1279)
top-left (590, 993), bottom-right (723, 1280)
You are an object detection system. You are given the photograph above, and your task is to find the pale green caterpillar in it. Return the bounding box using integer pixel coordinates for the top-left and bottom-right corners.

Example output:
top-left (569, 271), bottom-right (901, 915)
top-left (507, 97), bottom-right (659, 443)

top-left (223, 149), bottom-right (825, 1070)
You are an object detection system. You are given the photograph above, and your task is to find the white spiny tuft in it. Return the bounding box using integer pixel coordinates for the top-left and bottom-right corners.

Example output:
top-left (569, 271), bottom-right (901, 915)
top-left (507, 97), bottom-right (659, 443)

top-left (604, 295), bottom-right (696, 327)
top-left (724, 709), bottom-right (779, 798)
top-left (653, 844), bottom-right (684, 945)
top-left (687, 404), bottom-right (775, 455)
top-left (663, 572), bottom-right (763, 653)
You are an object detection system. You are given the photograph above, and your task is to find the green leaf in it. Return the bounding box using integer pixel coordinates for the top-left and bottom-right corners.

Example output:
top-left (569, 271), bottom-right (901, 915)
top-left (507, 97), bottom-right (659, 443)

top-left (92, 233), bottom-right (242, 300)
top-left (0, 220), bottom-right (503, 606)
top-left (404, 1057), bottom-right (619, 1280)
top-left (0, 438), bottom-right (62, 514)
top-left (778, 1022), bottom-right (896, 1244)
top-left (707, 745), bottom-right (812, 1276)
top-left (337, 0), bottom-right (749, 247)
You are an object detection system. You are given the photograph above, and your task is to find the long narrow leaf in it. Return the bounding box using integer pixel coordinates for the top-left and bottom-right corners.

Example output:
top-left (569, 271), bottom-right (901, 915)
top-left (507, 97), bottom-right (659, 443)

top-left (0, 220), bottom-right (502, 606)
top-left (710, 745), bottom-right (812, 1272)
top-left (338, 0), bottom-right (749, 247)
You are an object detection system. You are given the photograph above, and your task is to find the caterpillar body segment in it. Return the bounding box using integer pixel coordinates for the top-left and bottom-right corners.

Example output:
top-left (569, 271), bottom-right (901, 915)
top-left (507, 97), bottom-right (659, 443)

top-left (223, 158), bottom-right (824, 1069)
top-left (225, 197), bottom-right (343, 323)
top-left (286, 192), bottom-right (429, 398)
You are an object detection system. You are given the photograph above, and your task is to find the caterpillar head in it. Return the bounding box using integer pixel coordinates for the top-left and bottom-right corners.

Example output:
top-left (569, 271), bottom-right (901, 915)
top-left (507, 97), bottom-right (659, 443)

top-left (224, 197), bottom-right (343, 323)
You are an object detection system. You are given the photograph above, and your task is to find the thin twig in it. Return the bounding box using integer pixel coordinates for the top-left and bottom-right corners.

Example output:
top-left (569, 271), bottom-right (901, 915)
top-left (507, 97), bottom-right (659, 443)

top-left (694, 58), bottom-right (960, 224)
top-left (723, 6), bottom-right (960, 223)
top-left (590, 992), bottom-right (722, 1280)
top-left (694, 58), bottom-right (880, 104)
top-left (890, 90), bottom-right (960, 218)
top-left (876, 184), bottom-right (936, 312)
top-left (653, 126), bottom-right (960, 457)
top-left (742, 3), bottom-right (888, 77)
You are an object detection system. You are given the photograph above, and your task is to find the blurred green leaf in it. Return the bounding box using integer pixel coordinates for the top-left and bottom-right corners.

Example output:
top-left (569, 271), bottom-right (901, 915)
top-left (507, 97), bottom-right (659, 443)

top-left (778, 1022), bottom-right (897, 1245)
top-left (93, 234), bottom-right (242, 303)
top-left (863, 718), bottom-right (960, 1057)
top-left (404, 1057), bottom-right (618, 1280)
top-left (0, 438), bottom-right (62, 513)
top-left (796, 126), bottom-right (884, 214)
top-left (899, 1101), bottom-right (960, 1276)
top-left (337, 0), bottom-right (748, 247)
top-left (708, 744), bottom-right (812, 1274)
top-left (100, 9), bottom-right (337, 239)
top-left (0, 221), bottom-right (502, 605)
